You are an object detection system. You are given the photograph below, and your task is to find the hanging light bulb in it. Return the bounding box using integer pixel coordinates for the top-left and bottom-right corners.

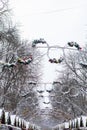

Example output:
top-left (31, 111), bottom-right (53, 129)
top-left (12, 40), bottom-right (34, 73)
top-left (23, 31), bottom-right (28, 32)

top-left (49, 58), bottom-right (58, 63)
top-left (17, 56), bottom-right (33, 65)
top-left (68, 41), bottom-right (82, 50)
top-left (2, 62), bottom-right (16, 68)
top-left (74, 42), bottom-right (82, 50)
top-left (37, 90), bottom-right (44, 93)
top-left (58, 57), bottom-right (64, 63)
top-left (39, 38), bottom-right (46, 44)
top-left (23, 57), bottom-right (33, 65)
top-left (49, 59), bottom-right (54, 63)
top-left (32, 38), bottom-right (46, 47)
top-left (28, 81), bottom-right (37, 85)
top-left (43, 101), bottom-right (50, 104)
top-left (49, 57), bottom-right (64, 64)
top-left (46, 89), bottom-right (53, 93)
top-left (67, 42), bottom-right (74, 47)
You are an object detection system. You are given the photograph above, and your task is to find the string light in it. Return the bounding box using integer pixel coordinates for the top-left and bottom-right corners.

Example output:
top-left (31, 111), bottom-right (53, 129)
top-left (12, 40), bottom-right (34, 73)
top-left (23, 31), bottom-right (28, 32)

top-left (32, 40), bottom-right (86, 68)
top-left (49, 57), bottom-right (64, 64)
top-left (46, 89), bottom-right (53, 93)
top-left (43, 102), bottom-right (50, 104)
top-left (0, 39), bottom-right (85, 68)
top-left (37, 90), bottom-right (44, 93)
top-left (32, 38), bottom-right (47, 47)
top-left (0, 55), bottom-right (33, 68)
top-left (17, 55), bottom-right (33, 65)
top-left (67, 41), bottom-right (82, 50)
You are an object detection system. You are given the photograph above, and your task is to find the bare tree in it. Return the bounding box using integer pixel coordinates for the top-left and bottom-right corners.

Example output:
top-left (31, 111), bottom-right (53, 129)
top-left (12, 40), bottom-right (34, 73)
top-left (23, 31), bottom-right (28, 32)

top-left (51, 47), bottom-right (87, 122)
top-left (0, 18), bottom-right (42, 118)
top-left (0, 1), bottom-right (45, 124)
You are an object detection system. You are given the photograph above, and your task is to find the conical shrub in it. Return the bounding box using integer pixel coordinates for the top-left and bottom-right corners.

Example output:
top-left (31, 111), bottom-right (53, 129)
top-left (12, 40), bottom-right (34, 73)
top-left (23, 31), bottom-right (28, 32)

top-left (80, 116), bottom-right (84, 127)
top-left (17, 118), bottom-right (20, 127)
top-left (76, 118), bottom-right (79, 129)
top-left (1, 109), bottom-right (5, 124)
top-left (14, 117), bottom-right (17, 126)
top-left (7, 113), bottom-right (11, 125)
top-left (86, 118), bottom-right (87, 127)
top-left (71, 120), bottom-right (74, 128)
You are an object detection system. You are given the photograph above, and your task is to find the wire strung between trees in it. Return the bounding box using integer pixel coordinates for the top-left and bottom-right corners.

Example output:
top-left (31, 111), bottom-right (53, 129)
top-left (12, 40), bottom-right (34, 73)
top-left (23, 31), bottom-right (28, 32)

top-left (0, 38), bottom-right (86, 68)
top-left (32, 39), bottom-right (84, 65)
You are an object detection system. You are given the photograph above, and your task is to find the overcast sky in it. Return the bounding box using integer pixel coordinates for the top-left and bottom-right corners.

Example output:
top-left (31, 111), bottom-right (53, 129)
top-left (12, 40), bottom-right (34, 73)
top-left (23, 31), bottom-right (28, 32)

top-left (9, 0), bottom-right (87, 82)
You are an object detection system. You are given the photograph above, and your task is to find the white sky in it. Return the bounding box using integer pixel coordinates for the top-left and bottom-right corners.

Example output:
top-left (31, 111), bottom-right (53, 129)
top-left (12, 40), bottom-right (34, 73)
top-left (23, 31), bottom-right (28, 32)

top-left (9, 0), bottom-right (87, 82)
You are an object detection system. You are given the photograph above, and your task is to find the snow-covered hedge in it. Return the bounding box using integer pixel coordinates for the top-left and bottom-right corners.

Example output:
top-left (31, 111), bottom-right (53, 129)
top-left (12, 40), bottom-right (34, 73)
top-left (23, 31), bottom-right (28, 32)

top-left (0, 109), bottom-right (41, 130)
top-left (52, 116), bottom-right (87, 130)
